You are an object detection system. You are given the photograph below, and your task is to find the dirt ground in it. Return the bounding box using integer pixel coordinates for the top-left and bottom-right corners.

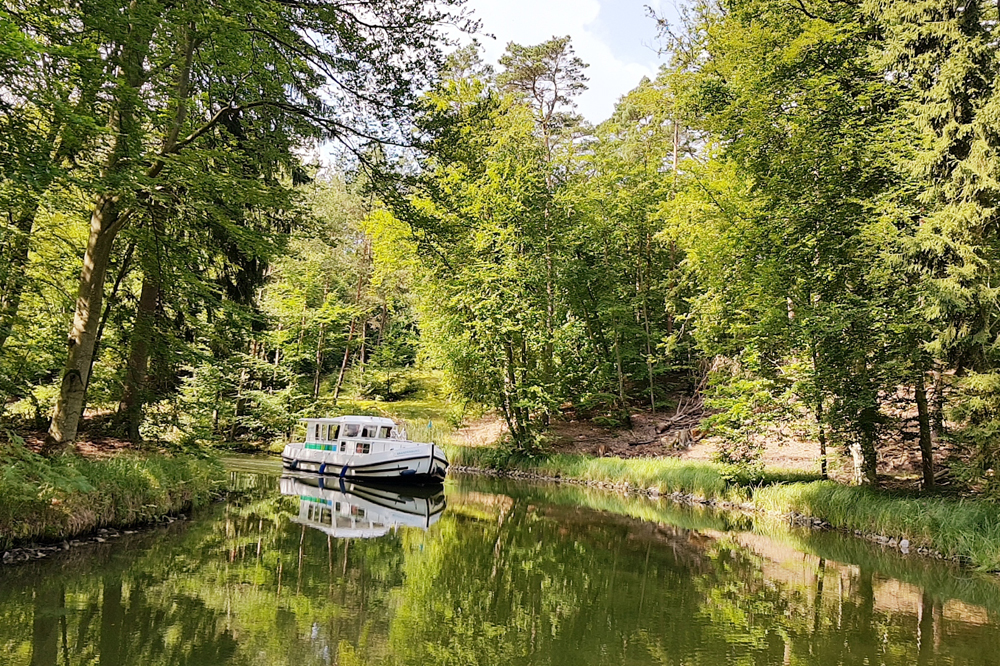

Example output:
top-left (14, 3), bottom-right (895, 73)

top-left (456, 398), bottom-right (962, 491)
top-left (539, 411), bottom-right (832, 473)
top-left (21, 430), bottom-right (139, 458)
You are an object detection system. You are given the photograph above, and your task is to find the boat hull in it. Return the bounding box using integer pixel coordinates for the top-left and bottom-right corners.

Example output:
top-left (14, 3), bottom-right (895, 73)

top-left (280, 474), bottom-right (446, 530)
top-left (281, 442), bottom-right (448, 483)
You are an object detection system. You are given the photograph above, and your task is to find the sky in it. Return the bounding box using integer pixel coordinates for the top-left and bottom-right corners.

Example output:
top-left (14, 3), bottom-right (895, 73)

top-left (461, 0), bottom-right (679, 124)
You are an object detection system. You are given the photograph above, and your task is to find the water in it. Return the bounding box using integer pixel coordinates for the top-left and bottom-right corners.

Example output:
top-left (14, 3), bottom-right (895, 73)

top-left (2, 458), bottom-right (999, 665)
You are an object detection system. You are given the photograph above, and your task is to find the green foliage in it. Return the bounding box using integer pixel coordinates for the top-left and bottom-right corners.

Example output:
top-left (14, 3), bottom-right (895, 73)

top-left (947, 372), bottom-right (1000, 496)
top-left (0, 438), bottom-right (223, 548)
top-left (702, 359), bottom-right (791, 483)
top-left (7, 0), bottom-right (1000, 499)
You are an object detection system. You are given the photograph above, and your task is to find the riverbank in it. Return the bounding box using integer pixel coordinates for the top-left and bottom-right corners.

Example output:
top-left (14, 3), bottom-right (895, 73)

top-left (446, 446), bottom-right (1000, 571)
top-left (0, 444), bottom-right (224, 553)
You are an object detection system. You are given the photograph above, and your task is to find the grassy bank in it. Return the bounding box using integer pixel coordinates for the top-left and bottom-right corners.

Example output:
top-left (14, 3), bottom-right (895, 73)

top-left (0, 445), bottom-right (224, 549)
top-left (447, 445), bottom-right (1000, 570)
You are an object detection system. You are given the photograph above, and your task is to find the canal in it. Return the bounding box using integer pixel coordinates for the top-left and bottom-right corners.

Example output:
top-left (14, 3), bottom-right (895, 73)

top-left (1, 457), bottom-right (998, 665)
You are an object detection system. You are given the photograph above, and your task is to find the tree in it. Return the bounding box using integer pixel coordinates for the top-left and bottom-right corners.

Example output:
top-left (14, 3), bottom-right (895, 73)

top-left (874, 0), bottom-right (1000, 491)
top-left (39, 0), bottom-right (471, 448)
top-left (397, 46), bottom-right (556, 446)
top-left (0, 0), bottom-right (102, 357)
top-left (682, 0), bottom-right (910, 484)
top-left (497, 37), bottom-right (589, 422)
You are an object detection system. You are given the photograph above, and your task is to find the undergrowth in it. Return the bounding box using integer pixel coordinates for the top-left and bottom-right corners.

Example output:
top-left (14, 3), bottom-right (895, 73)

top-left (0, 439), bottom-right (224, 549)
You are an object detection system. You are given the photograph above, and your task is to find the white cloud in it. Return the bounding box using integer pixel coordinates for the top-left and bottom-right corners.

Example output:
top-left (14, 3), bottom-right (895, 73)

top-left (461, 0), bottom-right (666, 124)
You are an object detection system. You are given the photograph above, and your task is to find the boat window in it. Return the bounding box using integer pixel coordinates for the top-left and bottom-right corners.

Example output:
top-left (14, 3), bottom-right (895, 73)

top-left (314, 423), bottom-right (320, 441)
top-left (327, 424), bottom-right (339, 440)
top-left (343, 424), bottom-right (360, 438)
top-left (356, 442), bottom-right (371, 454)
top-left (360, 426), bottom-right (377, 438)
top-left (340, 442), bottom-right (346, 452)
top-left (379, 426), bottom-right (392, 438)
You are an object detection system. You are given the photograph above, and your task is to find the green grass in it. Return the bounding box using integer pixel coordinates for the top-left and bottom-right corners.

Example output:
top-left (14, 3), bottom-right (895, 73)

top-left (754, 481), bottom-right (1000, 568)
top-left (448, 444), bottom-right (1000, 570)
top-left (0, 446), bottom-right (225, 549)
top-left (446, 447), bottom-right (816, 500)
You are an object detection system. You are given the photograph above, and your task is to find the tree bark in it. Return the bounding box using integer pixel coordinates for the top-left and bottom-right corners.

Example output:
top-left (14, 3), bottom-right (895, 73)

top-left (915, 372), bottom-right (935, 490)
top-left (930, 365), bottom-right (945, 439)
top-left (816, 400), bottom-right (828, 480)
top-left (856, 406), bottom-right (879, 486)
top-left (119, 268), bottom-right (159, 442)
top-left (46, 196), bottom-right (123, 449)
top-left (313, 322), bottom-right (325, 399)
top-left (46, 6), bottom-right (158, 449)
top-left (358, 318), bottom-right (367, 377)
top-left (613, 328), bottom-right (631, 427)
top-left (86, 242), bottom-right (135, 402)
top-left (640, 244), bottom-right (656, 412)
top-left (333, 256), bottom-right (368, 403)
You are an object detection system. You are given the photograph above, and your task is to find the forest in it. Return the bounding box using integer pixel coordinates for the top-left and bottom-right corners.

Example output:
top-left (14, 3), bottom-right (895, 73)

top-left (6, 0), bottom-right (1000, 495)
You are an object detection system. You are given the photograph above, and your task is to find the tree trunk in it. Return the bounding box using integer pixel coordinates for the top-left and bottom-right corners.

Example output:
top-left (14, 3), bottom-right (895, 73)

top-left (915, 372), bottom-right (935, 490)
top-left (503, 339), bottom-right (528, 444)
top-left (358, 318), bottom-right (367, 377)
top-left (816, 400), bottom-right (828, 480)
top-left (86, 242), bottom-right (135, 403)
top-left (930, 365), bottom-right (945, 439)
top-left (0, 208), bottom-right (39, 354)
top-left (46, 7), bottom-right (158, 450)
top-left (640, 248), bottom-right (656, 412)
top-left (46, 196), bottom-right (122, 449)
top-left (376, 302), bottom-right (388, 348)
top-left (856, 406), bottom-right (879, 486)
top-left (230, 365), bottom-right (248, 442)
top-left (313, 322), bottom-right (325, 399)
top-left (613, 328), bottom-right (631, 428)
top-left (119, 268), bottom-right (159, 442)
top-left (333, 319), bottom-right (356, 403)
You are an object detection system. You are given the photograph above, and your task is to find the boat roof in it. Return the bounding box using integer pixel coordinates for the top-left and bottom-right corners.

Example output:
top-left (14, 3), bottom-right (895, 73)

top-left (300, 415), bottom-right (397, 426)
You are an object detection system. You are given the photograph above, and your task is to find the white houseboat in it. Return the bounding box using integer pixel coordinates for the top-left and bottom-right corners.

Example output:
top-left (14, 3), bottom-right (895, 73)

top-left (281, 415), bottom-right (448, 483)
top-left (280, 474), bottom-right (446, 537)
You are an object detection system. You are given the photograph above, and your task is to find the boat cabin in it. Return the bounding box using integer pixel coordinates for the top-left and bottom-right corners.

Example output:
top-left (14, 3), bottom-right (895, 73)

top-left (301, 416), bottom-right (404, 455)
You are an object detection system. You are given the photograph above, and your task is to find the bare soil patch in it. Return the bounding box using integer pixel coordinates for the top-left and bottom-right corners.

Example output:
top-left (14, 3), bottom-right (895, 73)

top-left (456, 395), bottom-right (966, 492)
top-left (20, 430), bottom-right (138, 458)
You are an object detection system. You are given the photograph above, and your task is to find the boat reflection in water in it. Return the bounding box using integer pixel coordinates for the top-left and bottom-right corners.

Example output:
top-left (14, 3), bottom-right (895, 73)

top-left (279, 474), bottom-right (447, 538)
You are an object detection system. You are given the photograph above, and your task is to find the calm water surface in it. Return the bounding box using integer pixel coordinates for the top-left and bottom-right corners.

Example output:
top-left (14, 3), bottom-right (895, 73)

top-left (2, 457), bottom-right (999, 665)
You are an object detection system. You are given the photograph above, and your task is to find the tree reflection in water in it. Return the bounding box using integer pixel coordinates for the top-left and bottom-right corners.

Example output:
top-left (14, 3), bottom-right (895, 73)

top-left (0, 472), bottom-right (999, 665)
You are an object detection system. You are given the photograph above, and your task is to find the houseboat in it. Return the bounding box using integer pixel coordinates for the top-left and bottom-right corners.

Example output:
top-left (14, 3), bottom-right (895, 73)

top-left (280, 474), bottom-right (446, 537)
top-left (281, 415), bottom-right (448, 483)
